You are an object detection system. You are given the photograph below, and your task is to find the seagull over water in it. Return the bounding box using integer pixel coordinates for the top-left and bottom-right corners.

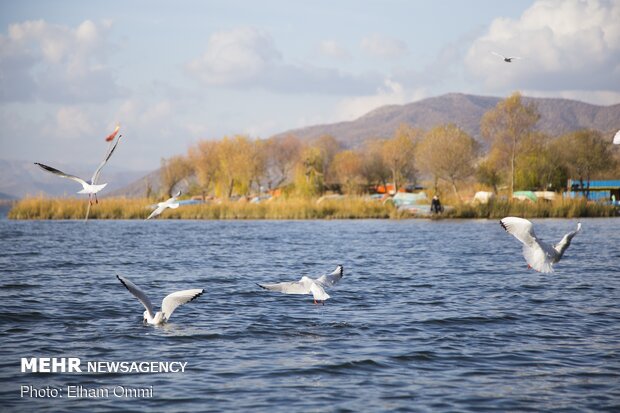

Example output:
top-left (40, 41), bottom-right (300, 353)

top-left (257, 265), bottom-right (344, 305)
top-left (34, 133), bottom-right (123, 206)
top-left (146, 190), bottom-right (182, 220)
top-left (492, 51), bottom-right (521, 62)
top-left (500, 217), bottom-right (581, 273)
top-left (116, 274), bottom-right (204, 325)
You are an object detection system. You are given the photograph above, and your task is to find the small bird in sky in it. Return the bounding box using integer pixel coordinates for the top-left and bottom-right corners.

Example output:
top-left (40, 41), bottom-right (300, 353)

top-left (492, 51), bottom-right (521, 62)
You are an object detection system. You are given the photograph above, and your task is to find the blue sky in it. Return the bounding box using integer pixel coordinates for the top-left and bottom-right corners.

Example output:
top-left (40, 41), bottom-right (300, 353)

top-left (1, 0), bottom-right (619, 171)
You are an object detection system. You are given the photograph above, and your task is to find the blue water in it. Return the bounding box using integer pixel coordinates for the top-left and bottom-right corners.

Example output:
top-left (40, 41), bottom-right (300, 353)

top-left (0, 219), bottom-right (619, 412)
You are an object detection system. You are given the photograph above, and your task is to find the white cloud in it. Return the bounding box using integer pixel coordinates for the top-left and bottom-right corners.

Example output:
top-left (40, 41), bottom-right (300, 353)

top-left (187, 27), bottom-right (380, 95)
top-left (187, 27), bottom-right (281, 86)
top-left (54, 106), bottom-right (95, 139)
top-left (335, 79), bottom-right (427, 121)
top-left (318, 40), bottom-right (350, 60)
top-left (0, 19), bottom-right (123, 103)
top-left (360, 33), bottom-right (408, 59)
top-left (465, 0), bottom-right (620, 97)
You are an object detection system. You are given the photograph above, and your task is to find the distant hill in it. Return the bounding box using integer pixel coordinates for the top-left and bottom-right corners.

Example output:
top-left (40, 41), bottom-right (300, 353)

top-left (53, 93), bottom-right (620, 198)
top-left (272, 93), bottom-right (620, 146)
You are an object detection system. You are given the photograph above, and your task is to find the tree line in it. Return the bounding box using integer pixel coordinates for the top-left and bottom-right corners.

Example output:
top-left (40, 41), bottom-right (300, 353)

top-left (159, 92), bottom-right (619, 200)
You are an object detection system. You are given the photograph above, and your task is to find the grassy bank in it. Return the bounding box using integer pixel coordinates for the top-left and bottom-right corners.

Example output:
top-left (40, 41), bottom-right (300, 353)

top-left (7, 196), bottom-right (403, 220)
top-left (7, 196), bottom-right (618, 220)
top-left (444, 198), bottom-right (618, 219)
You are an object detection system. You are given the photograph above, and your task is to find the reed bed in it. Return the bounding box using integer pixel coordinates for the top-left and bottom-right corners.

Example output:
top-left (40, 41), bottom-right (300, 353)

top-left (444, 198), bottom-right (617, 219)
top-left (8, 196), bottom-right (617, 220)
top-left (8, 196), bottom-right (401, 220)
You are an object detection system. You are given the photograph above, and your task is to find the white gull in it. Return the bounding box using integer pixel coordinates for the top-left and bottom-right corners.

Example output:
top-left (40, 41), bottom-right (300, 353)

top-left (257, 265), bottom-right (344, 304)
top-left (500, 217), bottom-right (581, 273)
top-left (116, 274), bottom-right (204, 325)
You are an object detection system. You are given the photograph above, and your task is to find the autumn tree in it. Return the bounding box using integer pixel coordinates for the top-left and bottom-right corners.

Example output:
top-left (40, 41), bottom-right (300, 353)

top-left (552, 129), bottom-right (616, 197)
top-left (481, 92), bottom-right (540, 194)
top-left (311, 135), bottom-right (341, 186)
top-left (360, 138), bottom-right (390, 189)
top-left (188, 140), bottom-right (219, 199)
top-left (331, 150), bottom-right (364, 194)
top-left (381, 125), bottom-right (420, 193)
top-left (214, 135), bottom-right (259, 198)
top-left (160, 155), bottom-right (192, 197)
top-left (416, 124), bottom-right (479, 200)
top-left (264, 135), bottom-right (302, 189)
top-left (294, 145), bottom-right (325, 197)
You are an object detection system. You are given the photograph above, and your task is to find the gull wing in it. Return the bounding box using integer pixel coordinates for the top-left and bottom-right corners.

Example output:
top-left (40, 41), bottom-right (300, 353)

top-left (161, 289), bottom-right (204, 321)
top-left (116, 274), bottom-right (155, 319)
top-left (554, 222), bottom-right (581, 257)
top-left (257, 278), bottom-right (311, 295)
top-left (91, 134), bottom-right (123, 184)
top-left (613, 130), bottom-right (620, 145)
top-left (146, 204), bottom-right (166, 220)
top-left (500, 217), bottom-right (539, 248)
top-left (34, 162), bottom-right (88, 188)
top-left (492, 51), bottom-right (506, 59)
top-left (315, 265), bottom-right (344, 288)
top-left (501, 217), bottom-right (556, 272)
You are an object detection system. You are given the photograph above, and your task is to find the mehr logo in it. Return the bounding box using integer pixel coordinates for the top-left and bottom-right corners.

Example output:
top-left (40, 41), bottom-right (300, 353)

top-left (21, 358), bottom-right (82, 373)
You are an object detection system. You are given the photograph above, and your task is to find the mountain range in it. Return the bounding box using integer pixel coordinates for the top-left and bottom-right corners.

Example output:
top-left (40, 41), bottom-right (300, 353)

top-left (273, 93), bottom-right (620, 146)
top-left (2, 93), bottom-right (619, 199)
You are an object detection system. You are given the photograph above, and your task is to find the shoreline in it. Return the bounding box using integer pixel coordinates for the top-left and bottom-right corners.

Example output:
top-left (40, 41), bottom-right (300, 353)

top-left (7, 196), bottom-right (619, 220)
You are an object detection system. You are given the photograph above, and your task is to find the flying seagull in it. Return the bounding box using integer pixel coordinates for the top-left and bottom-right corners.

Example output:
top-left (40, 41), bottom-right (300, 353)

top-left (116, 274), bottom-right (204, 325)
top-left (146, 190), bottom-right (182, 220)
top-left (257, 265), bottom-right (344, 304)
top-left (34, 133), bottom-right (123, 206)
top-left (500, 217), bottom-right (581, 273)
top-left (492, 51), bottom-right (521, 62)
top-left (613, 129), bottom-right (620, 145)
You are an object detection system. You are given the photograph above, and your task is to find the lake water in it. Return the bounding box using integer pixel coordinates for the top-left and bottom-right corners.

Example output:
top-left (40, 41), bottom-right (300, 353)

top-left (0, 219), bottom-right (619, 412)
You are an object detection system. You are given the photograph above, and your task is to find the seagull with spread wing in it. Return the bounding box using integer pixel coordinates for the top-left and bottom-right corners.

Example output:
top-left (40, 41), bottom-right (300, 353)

top-left (492, 51), bottom-right (521, 62)
top-left (500, 217), bottom-right (581, 273)
top-left (116, 274), bottom-right (204, 325)
top-left (146, 190), bottom-right (182, 220)
top-left (257, 265), bottom-right (344, 304)
top-left (34, 133), bottom-right (123, 206)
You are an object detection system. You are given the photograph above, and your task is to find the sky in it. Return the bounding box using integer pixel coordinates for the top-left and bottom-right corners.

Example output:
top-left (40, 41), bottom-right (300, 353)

top-left (1, 0), bottom-right (619, 172)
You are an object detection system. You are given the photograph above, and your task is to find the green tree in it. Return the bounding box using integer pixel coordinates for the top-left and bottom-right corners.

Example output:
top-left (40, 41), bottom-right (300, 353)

top-left (553, 129), bottom-right (616, 197)
top-left (514, 132), bottom-right (566, 191)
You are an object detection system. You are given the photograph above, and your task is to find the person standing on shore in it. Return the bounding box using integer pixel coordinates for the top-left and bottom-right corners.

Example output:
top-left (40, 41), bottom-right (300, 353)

top-left (431, 195), bottom-right (443, 214)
